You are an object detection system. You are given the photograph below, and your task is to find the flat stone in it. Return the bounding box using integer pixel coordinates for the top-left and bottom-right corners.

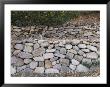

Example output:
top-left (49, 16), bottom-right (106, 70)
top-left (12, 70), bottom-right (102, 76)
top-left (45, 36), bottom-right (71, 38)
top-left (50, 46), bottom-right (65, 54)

top-left (32, 48), bottom-right (45, 57)
top-left (18, 52), bottom-right (33, 58)
top-left (13, 50), bottom-right (21, 55)
top-left (14, 44), bottom-right (23, 50)
top-left (68, 49), bottom-right (77, 54)
top-left (45, 68), bottom-right (59, 73)
top-left (34, 67), bottom-right (44, 73)
top-left (46, 49), bottom-right (56, 52)
top-left (74, 55), bottom-right (83, 62)
top-left (60, 59), bottom-right (70, 66)
top-left (73, 46), bottom-right (79, 51)
top-left (23, 45), bottom-right (33, 53)
top-left (24, 59), bottom-right (32, 64)
top-left (81, 49), bottom-right (90, 52)
top-left (11, 66), bottom-right (16, 74)
top-left (50, 57), bottom-right (58, 62)
top-left (87, 45), bottom-right (97, 52)
top-left (40, 41), bottom-right (49, 47)
top-left (60, 48), bottom-right (66, 54)
top-left (78, 50), bottom-right (85, 56)
top-left (33, 57), bottom-right (44, 61)
top-left (60, 65), bottom-right (70, 73)
top-left (69, 64), bottom-right (76, 70)
top-left (38, 62), bottom-right (44, 67)
top-left (25, 43), bottom-right (33, 46)
top-left (17, 65), bottom-right (27, 72)
top-left (29, 61), bottom-right (38, 69)
top-left (53, 64), bottom-right (61, 70)
top-left (45, 60), bottom-right (52, 69)
top-left (65, 44), bottom-right (72, 49)
top-left (76, 64), bottom-right (89, 72)
top-left (66, 52), bottom-right (74, 59)
top-left (71, 39), bottom-right (80, 45)
top-left (71, 59), bottom-right (80, 65)
top-left (78, 44), bottom-right (86, 48)
top-left (34, 43), bottom-right (40, 50)
top-left (43, 53), bottom-right (54, 59)
top-left (86, 52), bottom-right (98, 59)
top-left (54, 53), bottom-right (65, 58)
top-left (82, 58), bottom-right (92, 66)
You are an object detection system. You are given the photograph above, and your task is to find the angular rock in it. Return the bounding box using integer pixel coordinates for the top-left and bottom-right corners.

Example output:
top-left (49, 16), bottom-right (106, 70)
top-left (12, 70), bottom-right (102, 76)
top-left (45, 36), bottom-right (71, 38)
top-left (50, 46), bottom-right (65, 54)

top-left (33, 57), bottom-right (44, 61)
top-left (87, 45), bottom-right (97, 52)
top-left (18, 52), bottom-right (33, 58)
top-left (65, 44), bottom-right (72, 49)
top-left (68, 49), bottom-right (77, 54)
top-left (52, 61), bottom-right (57, 65)
top-left (14, 44), bottom-right (23, 50)
top-left (71, 39), bottom-right (80, 45)
top-left (53, 64), bottom-right (61, 70)
top-left (66, 52), bottom-right (74, 59)
top-left (60, 48), bottom-right (66, 54)
top-left (24, 59), bottom-right (32, 64)
top-left (54, 53), bottom-right (65, 58)
top-left (34, 43), bottom-right (40, 50)
top-left (46, 49), bottom-right (56, 53)
top-left (34, 67), bottom-right (44, 73)
top-left (45, 68), bottom-right (59, 73)
top-left (69, 64), bottom-right (76, 70)
top-left (38, 62), bottom-right (44, 67)
top-left (60, 65), bottom-right (70, 73)
top-left (23, 45), bottom-right (33, 53)
top-left (45, 60), bottom-right (52, 69)
top-left (71, 59), bottom-right (80, 65)
top-left (73, 46), bottom-right (79, 51)
top-left (76, 64), bottom-right (89, 72)
top-left (74, 55), bottom-right (83, 62)
top-left (13, 50), bottom-right (21, 55)
top-left (29, 61), bottom-right (38, 69)
top-left (25, 43), bottom-right (33, 46)
top-left (43, 53), bottom-right (54, 59)
top-left (86, 52), bottom-right (98, 59)
top-left (78, 44), bottom-right (86, 48)
top-left (60, 59), bottom-right (70, 66)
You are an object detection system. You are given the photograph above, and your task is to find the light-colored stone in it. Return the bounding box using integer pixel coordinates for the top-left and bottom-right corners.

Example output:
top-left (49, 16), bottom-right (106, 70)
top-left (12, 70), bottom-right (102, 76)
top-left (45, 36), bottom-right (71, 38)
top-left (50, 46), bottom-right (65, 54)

top-left (65, 44), bottom-right (72, 49)
top-left (82, 58), bottom-right (92, 65)
top-left (52, 61), bottom-right (57, 65)
top-left (23, 45), bottom-right (33, 53)
top-left (86, 52), bottom-right (98, 59)
top-left (78, 44), bottom-right (86, 48)
top-left (66, 52), bottom-right (74, 59)
top-left (81, 49), bottom-right (90, 52)
top-left (18, 52), bottom-right (33, 58)
top-left (71, 59), bottom-right (80, 65)
top-left (76, 64), bottom-right (89, 72)
top-left (46, 49), bottom-right (56, 52)
top-left (24, 59), bottom-right (32, 64)
top-left (34, 43), bottom-right (40, 50)
top-left (34, 67), bottom-right (44, 73)
top-left (74, 55), bottom-right (83, 62)
top-left (54, 53), bottom-right (65, 58)
top-left (38, 62), bottom-right (44, 67)
top-left (53, 64), bottom-right (61, 70)
top-left (71, 39), bottom-right (80, 45)
top-left (60, 65), bottom-right (70, 73)
top-left (87, 45), bottom-right (97, 52)
top-left (29, 61), bottom-right (38, 69)
top-left (14, 44), bottom-right (23, 50)
top-left (45, 60), bottom-right (52, 68)
top-left (60, 48), bottom-right (66, 54)
top-left (33, 57), bottom-right (44, 61)
top-left (41, 41), bottom-right (49, 47)
top-left (78, 50), bottom-right (85, 56)
top-left (17, 65), bottom-right (27, 72)
top-left (13, 50), bottom-right (21, 55)
top-left (68, 49), bottom-right (77, 54)
top-left (25, 43), bottom-right (33, 46)
top-left (43, 53), bottom-right (54, 59)
top-left (45, 68), bottom-right (59, 73)
top-left (11, 66), bottom-right (16, 74)
top-left (60, 59), bottom-right (70, 66)
top-left (69, 64), bottom-right (76, 70)
top-left (73, 46), bottom-right (79, 51)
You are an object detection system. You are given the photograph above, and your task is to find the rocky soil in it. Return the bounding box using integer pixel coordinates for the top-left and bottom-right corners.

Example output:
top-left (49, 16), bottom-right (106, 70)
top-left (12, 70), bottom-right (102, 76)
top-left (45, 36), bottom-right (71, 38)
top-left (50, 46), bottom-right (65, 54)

top-left (11, 14), bottom-right (100, 77)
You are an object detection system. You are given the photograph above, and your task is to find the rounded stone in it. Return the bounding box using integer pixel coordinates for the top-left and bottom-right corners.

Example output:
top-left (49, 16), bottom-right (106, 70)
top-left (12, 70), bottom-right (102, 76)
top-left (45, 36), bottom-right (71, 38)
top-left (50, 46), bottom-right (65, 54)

top-left (33, 57), bottom-right (44, 61)
top-left (60, 48), bottom-right (66, 54)
top-left (78, 44), bottom-right (86, 48)
top-left (65, 44), bottom-right (72, 49)
top-left (43, 53), bottom-right (54, 59)
top-left (69, 64), bottom-right (76, 70)
top-left (76, 64), bottom-right (89, 72)
top-left (45, 68), bottom-right (59, 73)
top-left (34, 43), bottom-right (40, 50)
top-left (71, 59), bottom-right (80, 65)
top-left (86, 52), bottom-right (98, 59)
top-left (14, 44), bottom-right (23, 50)
top-left (23, 45), bottom-right (33, 53)
top-left (87, 45), bottom-right (97, 52)
top-left (29, 61), bottom-right (38, 69)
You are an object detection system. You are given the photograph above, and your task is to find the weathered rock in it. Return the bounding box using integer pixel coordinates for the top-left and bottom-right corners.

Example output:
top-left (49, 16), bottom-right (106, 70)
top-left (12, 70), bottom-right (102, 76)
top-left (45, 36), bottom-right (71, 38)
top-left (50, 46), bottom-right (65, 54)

top-left (24, 59), bottom-right (32, 64)
top-left (32, 48), bottom-right (45, 57)
top-left (78, 50), bottom-right (85, 56)
top-left (17, 65), bottom-right (27, 72)
top-left (23, 45), bottom-right (33, 53)
top-left (58, 42), bottom-right (65, 47)
top-left (60, 65), bottom-right (70, 73)
top-left (81, 49), bottom-right (90, 52)
top-left (69, 64), bottom-right (76, 70)
top-left (73, 46), bottom-right (79, 51)
top-left (29, 61), bottom-right (38, 69)
top-left (38, 62), bottom-right (44, 67)
top-left (71, 39), bottom-right (80, 45)
top-left (41, 41), bottom-right (49, 47)
top-left (52, 61), bottom-right (57, 65)
top-left (11, 66), bottom-right (16, 74)
top-left (45, 68), bottom-right (59, 73)
top-left (68, 49), bottom-right (77, 54)
top-left (25, 43), bottom-right (33, 46)
top-left (74, 55), bottom-right (83, 62)
top-left (14, 44), bottom-right (23, 50)
top-left (60, 59), bottom-right (70, 66)
top-left (45, 60), bottom-right (52, 69)
top-left (53, 64), bottom-right (61, 70)
top-left (76, 64), bottom-right (89, 72)
top-left (34, 43), bottom-right (40, 50)
top-left (82, 58), bottom-right (92, 67)
top-left (65, 44), bottom-right (72, 49)
top-left (87, 45), bottom-right (97, 52)
top-left (54, 53), bottom-right (65, 58)
top-left (13, 50), bottom-right (21, 55)
top-left (43, 53), bottom-right (54, 59)
top-left (60, 48), bottom-right (66, 54)
top-left (71, 59), bottom-right (80, 65)
top-left (34, 67), bottom-right (44, 73)
top-left (66, 52), bottom-right (74, 59)
top-left (78, 44), bottom-right (86, 48)
top-left (33, 57), bottom-right (44, 61)
top-left (46, 49), bottom-right (56, 52)
top-left (86, 52), bottom-right (98, 59)
top-left (18, 52), bottom-right (33, 58)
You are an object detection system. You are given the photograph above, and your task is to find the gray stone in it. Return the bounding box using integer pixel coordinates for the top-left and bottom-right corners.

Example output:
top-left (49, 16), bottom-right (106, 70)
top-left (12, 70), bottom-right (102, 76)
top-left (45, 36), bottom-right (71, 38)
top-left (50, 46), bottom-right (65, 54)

top-left (43, 53), bottom-right (54, 59)
top-left (29, 61), bottom-right (38, 69)
top-left (67, 49), bottom-right (77, 54)
top-left (66, 52), bottom-right (74, 59)
top-left (76, 64), bottom-right (89, 72)
top-left (71, 39), bottom-right (80, 45)
top-left (38, 62), bottom-right (44, 67)
top-left (52, 61), bottom-right (57, 65)
top-left (71, 59), bottom-right (80, 65)
top-left (69, 64), bottom-right (76, 70)
top-left (78, 44), bottom-right (86, 48)
top-left (14, 44), bottom-right (23, 50)
top-left (17, 65), bottom-right (27, 72)
top-left (60, 59), bottom-right (70, 66)
top-left (60, 65), bottom-right (70, 73)
top-left (81, 49), bottom-right (90, 52)
top-left (45, 68), bottom-right (59, 73)
top-left (34, 67), bottom-right (44, 73)
top-left (23, 45), bottom-right (33, 53)
top-left (32, 48), bottom-right (45, 57)
top-left (46, 49), bottom-right (56, 52)
top-left (86, 52), bottom-right (98, 59)
top-left (82, 58), bottom-right (92, 66)
top-left (74, 55), bottom-right (83, 62)
top-left (54, 53), bottom-right (65, 58)
top-left (78, 50), bottom-right (85, 56)
top-left (50, 57), bottom-right (58, 62)
top-left (65, 44), bottom-right (72, 49)
top-left (41, 41), bottom-right (49, 47)
top-left (24, 59), bottom-right (32, 64)
top-left (73, 46), bottom-right (79, 51)
top-left (87, 45), bottom-right (97, 52)
top-left (13, 50), bottom-right (21, 55)
top-left (18, 52), bottom-right (33, 58)
top-left (53, 64), bottom-right (61, 70)
top-left (33, 57), bottom-right (44, 61)
top-left (25, 43), bottom-right (33, 46)
top-left (34, 43), bottom-right (40, 50)
top-left (11, 66), bottom-right (16, 74)
top-left (60, 48), bottom-right (66, 54)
